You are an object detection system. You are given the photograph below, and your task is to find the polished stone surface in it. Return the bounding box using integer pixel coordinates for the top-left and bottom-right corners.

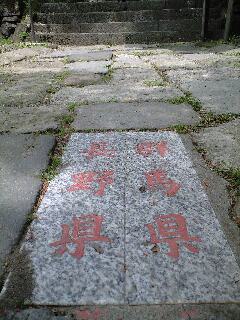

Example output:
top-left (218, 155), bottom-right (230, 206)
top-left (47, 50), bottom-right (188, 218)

top-left (23, 132), bottom-right (240, 305)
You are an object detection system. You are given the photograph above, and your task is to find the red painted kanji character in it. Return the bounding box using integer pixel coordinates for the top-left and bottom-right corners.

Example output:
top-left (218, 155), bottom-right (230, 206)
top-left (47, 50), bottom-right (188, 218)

top-left (145, 169), bottom-right (180, 196)
top-left (74, 307), bottom-right (108, 320)
top-left (146, 214), bottom-right (201, 259)
top-left (49, 215), bottom-right (110, 259)
top-left (67, 170), bottom-right (114, 196)
top-left (180, 309), bottom-right (198, 319)
top-left (137, 141), bottom-right (168, 157)
top-left (81, 142), bottom-right (115, 160)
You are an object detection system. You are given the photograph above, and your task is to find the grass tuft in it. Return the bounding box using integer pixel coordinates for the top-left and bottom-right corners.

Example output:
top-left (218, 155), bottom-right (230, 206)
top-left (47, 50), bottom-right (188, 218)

top-left (143, 79), bottom-right (168, 87)
top-left (41, 155), bottom-right (62, 181)
top-left (168, 92), bottom-right (202, 112)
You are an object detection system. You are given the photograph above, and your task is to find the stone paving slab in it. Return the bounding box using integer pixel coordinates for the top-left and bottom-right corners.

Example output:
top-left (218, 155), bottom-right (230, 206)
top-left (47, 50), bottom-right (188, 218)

top-left (46, 47), bottom-right (108, 58)
top-left (111, 67), bottom-right (160, 83)
top-left (0, 104), bottom-right (66, 133)
top-left (52, 85), bottom-right (182, 105)
top-left (67, 50), bottom-right (113, 62)
top-left (113, 54), bottom-right (150, 69)
top-left (180, 53), bottom-right (240, 68)
top-left (0, 73), bottom-right (55, 109)
top-left (0, 134), bottom-right (55, 276)
top-left (142, 53), bottom-right (197, 70)
top-left (65, 61), bottom-right (111, 74)
top-left (2, 58), bottom-right (65, 74)
top-left (192, 119), bottom-right (240, 170)
top-left (167, 68), bottom-right (240, 114)
top-left (123, 132), bottom-right (240, 304)
top-left (24, 133), bottom-right (126, 305)
top-left (63, 74), bottom-right (103, 87)
top-left (18, 132), bottom-right (240, 306)
top-left (0, 47), bottom-right (50, 67)
top-left (72, 102), bottom-right (200, 130)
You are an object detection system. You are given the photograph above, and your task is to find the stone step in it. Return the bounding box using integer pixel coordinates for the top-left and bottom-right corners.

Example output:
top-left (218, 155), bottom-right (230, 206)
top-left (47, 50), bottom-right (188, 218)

top-left (35, 30), bottom-right (201, 45)
top-left (40, 0), bottom-right (203, 13)
top-left (40, 0), bottom-right (203, 5)
top-left (34, 19), bottom-right (201, 34)
top-left (36, 8), bottom-right (202, 24)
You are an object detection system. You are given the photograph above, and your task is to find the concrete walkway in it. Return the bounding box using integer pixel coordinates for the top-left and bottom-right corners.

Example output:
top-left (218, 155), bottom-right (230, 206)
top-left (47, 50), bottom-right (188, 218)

top-left (0, 41), bottom-right (240, 319)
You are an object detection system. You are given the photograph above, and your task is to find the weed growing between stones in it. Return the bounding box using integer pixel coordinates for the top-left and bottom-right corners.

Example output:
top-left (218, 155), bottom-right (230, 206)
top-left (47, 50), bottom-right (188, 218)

top-left (62, 57), bottom-right (71, 65)
top-left (102, 66), bottom-right (114, 83)
top-left (55, 71), bottom-right (70, 83)
top-left (41, 155), bottom-right (62, 181)
top-left (168, 124), bottom-right (191, 134)
top-left (105, 97), bottom-right (119, 103)
top-left (197, 112), bottom-right (239, 129)
top-left (132, 50), bottom-right (155, 57)
top-left (46, 86), bottom-right (57, 94)
top-left (233, 61), bottom-right (240, 68)
top-left (167, 92), bottom-right (202, 112)
top-left (143, 79), bottom-right (168, 87)
top-left (67, 102), bottom-right (78, 113)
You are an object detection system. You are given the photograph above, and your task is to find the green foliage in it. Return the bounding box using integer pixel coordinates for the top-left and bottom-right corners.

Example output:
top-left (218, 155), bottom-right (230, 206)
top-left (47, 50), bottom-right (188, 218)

top-left (60, 114), bottom-right (75, 126)
top-left (215, 167), bottom-right (240, 188)
top-left (102, 66), bottom-right (114, 83)
top-left (169, 124), bottom-right (190, 134)
top-left (55, 71), bottom-right (70, 83)
top-left (67, 102), bottom-right (78, 112)
top-left (168, 93), bottom-right (202, 112)
top-left (41, 155), bottom-right (62, 181)
top-left (133, 50), bottom-right (155, 57)
top-left (19, 31), bottom-right (29, 41)
top-left (199, 112), bottom-right (238, 127)
top-left (143, 79), bottom-right (168, 87)
top-left (46, 86), bottom-right (57, 94)
top-left (0, 38), bottom-right (13, 46)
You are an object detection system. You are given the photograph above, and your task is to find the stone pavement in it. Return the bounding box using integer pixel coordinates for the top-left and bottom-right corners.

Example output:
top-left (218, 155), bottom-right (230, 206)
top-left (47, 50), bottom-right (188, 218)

top-left (0, 41), bottom-right (240, 319)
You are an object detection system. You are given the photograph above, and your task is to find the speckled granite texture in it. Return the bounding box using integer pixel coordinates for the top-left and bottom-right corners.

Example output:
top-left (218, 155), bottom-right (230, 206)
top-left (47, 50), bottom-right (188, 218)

top-left (24, 132), bottom-right (240, 305)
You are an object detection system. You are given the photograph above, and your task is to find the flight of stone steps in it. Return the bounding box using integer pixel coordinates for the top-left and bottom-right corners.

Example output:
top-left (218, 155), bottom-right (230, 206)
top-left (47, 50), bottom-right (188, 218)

top-left (35, 0), bottom-right (205, 45)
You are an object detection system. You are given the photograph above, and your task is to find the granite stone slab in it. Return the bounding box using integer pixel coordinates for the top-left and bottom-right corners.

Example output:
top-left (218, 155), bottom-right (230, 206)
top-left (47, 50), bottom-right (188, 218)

top-left (25, 133), bottom-right (126, 305)
top-left (192, 119), bottom-right (240, 170)
top-left (124, 132), bottom-right (240, 303)
top-left (0, 73), bottom-right (55, 109)
top-left (0, 47), bottom-right (49, 67)
top-left (63, 74), bottom-right (103, 87)
top-left (68, 50), bottom-right (113, 62)
top-left (72, 102), bottom-right (200, 130)
top-left (22, 132), bottom-right (240, 305)
top-left (113, 54), bottom-right (150, 69)
top-left (111, 67), bottom-right (160, 84)
top-left (65, 61), bottom-right (111, 74)
top-left (0, 104), bottom-right (66, 133)
top-left (143, 53), bottom-right (197, 70)
top-left (0, 134), bottom-right (55, 276)
top-left (51, 85), bottom-right (182, 105)
top-left (167, 68), bottom-right (240, 114)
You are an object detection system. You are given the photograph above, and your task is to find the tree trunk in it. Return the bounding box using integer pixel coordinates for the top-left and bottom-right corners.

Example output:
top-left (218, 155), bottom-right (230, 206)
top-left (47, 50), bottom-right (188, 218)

top-left (224, 0), bottom-right (234, 41)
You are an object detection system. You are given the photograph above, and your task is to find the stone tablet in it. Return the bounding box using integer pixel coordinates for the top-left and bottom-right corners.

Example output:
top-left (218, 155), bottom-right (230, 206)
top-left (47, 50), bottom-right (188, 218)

top-left (23, 132), bottom-right (240, 305)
